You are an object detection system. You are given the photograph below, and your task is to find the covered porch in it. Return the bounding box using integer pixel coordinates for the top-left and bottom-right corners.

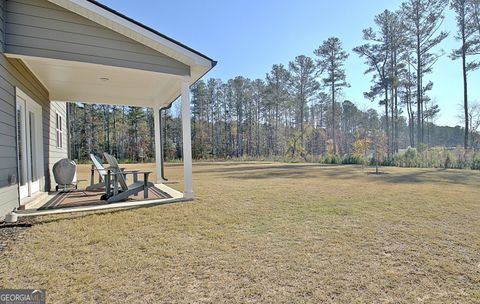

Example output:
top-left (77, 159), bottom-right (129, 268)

top-left (4, 0), bottom-right (215, 219)
top-left (16, 182), bottom-right (185, 217)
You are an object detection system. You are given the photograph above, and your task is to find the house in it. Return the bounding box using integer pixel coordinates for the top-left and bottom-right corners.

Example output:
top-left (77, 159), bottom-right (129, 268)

top-left (0, 0), bottom-right (215, 220)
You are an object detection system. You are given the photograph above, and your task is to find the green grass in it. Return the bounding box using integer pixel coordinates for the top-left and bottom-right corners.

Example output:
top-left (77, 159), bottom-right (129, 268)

top-left (1, 163), bottom-right (480, 303)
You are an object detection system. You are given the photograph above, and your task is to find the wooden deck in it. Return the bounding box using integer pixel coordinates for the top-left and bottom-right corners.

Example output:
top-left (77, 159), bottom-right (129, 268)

top-left (39, 186), bottom-right (172, 210)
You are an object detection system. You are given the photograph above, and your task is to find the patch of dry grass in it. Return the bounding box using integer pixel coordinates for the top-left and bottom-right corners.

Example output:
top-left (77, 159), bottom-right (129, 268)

top-left (1, 163), bottom-right (480, 303)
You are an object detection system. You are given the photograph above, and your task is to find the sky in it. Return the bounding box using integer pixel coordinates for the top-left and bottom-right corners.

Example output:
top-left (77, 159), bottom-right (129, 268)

top-left (98, 0), bottom-right (480, 127)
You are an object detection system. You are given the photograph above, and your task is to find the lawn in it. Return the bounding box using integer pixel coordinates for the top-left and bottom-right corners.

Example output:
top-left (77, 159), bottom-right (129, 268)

top-left (1, 163), bottom-right (479, 303)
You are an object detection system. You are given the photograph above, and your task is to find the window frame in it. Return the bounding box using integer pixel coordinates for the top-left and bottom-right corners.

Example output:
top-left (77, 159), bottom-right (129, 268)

top-left (55, 111), bottom-right (63, 149)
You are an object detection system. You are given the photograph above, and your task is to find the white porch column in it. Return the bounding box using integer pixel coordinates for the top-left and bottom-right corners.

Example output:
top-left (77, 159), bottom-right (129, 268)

top-left (153, 105), bottom-right (163, 183)
top-left (181, 76), bottom-right (194, 199)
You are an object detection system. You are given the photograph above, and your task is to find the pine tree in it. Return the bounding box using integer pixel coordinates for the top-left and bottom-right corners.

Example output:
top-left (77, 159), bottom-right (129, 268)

top-left (401, 0), bottom-right (448, 146)
top-left (315, 38), bottom-right (349, 155)
top-left (265, 64), bottom-right (291, 156)
top-left (450, 0), bottom-right (480, 148)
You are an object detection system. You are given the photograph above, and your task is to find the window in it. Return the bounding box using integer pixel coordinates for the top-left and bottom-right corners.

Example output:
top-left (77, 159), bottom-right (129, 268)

top-left (56, 112), bottom-right (63, 148)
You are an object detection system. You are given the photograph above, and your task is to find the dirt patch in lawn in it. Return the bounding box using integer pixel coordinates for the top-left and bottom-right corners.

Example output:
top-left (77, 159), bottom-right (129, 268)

top-left (0, 218), bottom-right (34, 253)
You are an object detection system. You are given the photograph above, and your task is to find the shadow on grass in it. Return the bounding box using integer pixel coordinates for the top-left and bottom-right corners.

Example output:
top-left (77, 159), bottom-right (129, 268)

top-left (381, 169), bottom-right (480, 186)
top-left (324, 166), bottom-right (480, 186)
top-left (197, 162), bottom-right (480, 186)
top-left (194, 163), bottom-right (333, 174)
top-left (196, 163), bottom-right (350, 180)
top-left (193, 161), bottom-right (277, 167)
top-left (224, 170), bottom-right (317, 180)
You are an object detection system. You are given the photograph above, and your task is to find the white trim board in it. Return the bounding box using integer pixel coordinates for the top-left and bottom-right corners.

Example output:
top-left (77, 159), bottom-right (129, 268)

top-left (14, 196), bottom-right (189, 218)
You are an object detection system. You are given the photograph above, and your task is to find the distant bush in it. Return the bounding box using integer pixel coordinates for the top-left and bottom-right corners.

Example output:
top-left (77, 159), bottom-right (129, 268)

top-left (394, 147), bottom-right (421, 167)
top-left (417, 143), bottom-right (428, 154)
top-left (341, 155), bottom-right (367, 165)
top-left (471, 154), bottom-right (480, 170)
top-left (380, 157), bottom-right (395, 167)
top-left (369, 157), bottom-right (394, 167)
top-left (320, 153), bottom-right (342, 165)
top-left (391, 146), bottom-right (480, 170)
top-left (312, 147), bottom-right (480, 169)
top-left (173, 147), bottom-right (480, 171)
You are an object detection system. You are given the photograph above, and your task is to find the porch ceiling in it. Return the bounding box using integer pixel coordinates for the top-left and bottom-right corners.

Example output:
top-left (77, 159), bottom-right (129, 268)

top-left (17, 55), bottom-right (183, 108)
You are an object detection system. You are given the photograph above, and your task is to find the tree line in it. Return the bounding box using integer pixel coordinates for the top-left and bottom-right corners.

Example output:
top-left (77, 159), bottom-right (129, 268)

top-left (67, 104), bottom-right (156, 162)
top-left (68, 0), bottom-right (480, 162)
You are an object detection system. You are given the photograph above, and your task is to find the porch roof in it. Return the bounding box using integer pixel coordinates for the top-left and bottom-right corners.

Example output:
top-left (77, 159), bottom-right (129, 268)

top-left (5, 0), bottom-right (216, 108)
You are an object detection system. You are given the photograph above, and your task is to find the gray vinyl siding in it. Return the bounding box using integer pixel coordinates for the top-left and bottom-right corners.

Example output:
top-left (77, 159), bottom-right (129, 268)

top-left (8, 59), bottom-right (68, 193)
top-left (48, 100), bottom-right (68, 191)
top-left (0, 0), bottom-right (5, 52)
top-left (4, 0), bottom-right (190, 76)
top-left (0, 10), bottom-right (68, 218)
top-left (0, 0), bottom-right (17, 218)
top-left (0, 55), bottom-right (48, 219)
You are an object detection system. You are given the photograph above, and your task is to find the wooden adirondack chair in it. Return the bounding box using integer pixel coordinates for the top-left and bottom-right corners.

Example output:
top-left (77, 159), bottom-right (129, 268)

top-left (86, 153), bottom-right (108, 191)
top-left (103, 152), bottom-right (152, 203)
